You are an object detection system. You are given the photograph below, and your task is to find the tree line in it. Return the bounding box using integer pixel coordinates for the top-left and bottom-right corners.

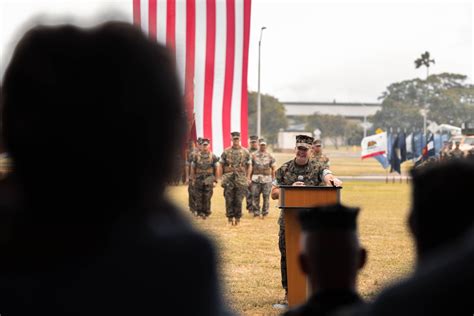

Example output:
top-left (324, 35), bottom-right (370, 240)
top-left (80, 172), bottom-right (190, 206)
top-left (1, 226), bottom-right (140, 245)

top-left (248, 72), bottom-right (474, 147)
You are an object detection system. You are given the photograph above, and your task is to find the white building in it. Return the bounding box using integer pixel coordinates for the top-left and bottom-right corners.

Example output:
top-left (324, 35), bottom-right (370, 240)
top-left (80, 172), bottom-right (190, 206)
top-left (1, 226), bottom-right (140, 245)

top-left (282, 101), bottom-right (381, 120)
top-left (276, 101), bottom-right (382, 150)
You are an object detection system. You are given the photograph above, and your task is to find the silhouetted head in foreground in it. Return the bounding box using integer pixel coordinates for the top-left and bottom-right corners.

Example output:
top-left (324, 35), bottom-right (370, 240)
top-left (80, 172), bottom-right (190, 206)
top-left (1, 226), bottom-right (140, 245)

top-left (409, 159), bottom-right (474, 262)
top-left (298, 204), bottom-right (366, 293)
top-left (1, 22), bottom-right (185, 254)
top-left (2, 21), bottom-right (184, 208)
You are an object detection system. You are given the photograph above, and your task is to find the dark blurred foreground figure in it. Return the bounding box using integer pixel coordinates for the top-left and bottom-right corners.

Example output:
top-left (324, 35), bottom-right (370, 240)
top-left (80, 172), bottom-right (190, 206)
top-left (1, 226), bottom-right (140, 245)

top-left (0, 22), bottom-right (227, 315)
top-left (409, 159), bottom-right (474, 261)
top-left (346, 159), bottom-right (474, 316)
top-left (349, 229), bottom-right (474, 316)
top-left (284, 204), bottom-right (366, 316)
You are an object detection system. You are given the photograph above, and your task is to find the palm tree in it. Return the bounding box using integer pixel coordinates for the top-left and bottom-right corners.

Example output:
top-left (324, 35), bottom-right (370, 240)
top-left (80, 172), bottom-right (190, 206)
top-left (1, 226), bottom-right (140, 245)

top-left (414, 51), bottom-right (435, 79)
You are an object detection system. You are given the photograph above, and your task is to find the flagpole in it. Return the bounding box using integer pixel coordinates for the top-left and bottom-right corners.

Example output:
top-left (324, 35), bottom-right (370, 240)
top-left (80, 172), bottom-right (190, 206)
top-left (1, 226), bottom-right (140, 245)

top-left (257, 26), bottom-right (266, 137)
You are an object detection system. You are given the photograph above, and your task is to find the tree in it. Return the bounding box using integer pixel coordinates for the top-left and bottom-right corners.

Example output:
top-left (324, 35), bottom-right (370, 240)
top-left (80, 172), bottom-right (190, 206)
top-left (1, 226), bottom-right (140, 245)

top-left (415, 51), bottom-right (435, 79)
top-left (370, 99), bottom-right (424, 131)
top-left (248, 92), bottom-right (288, 145)
top-left (305, 113), bottom-right (347, 149)
top-left (373, 73), bottom-right (474, 129)
top-left (344, 121), bottom-right (364, 146)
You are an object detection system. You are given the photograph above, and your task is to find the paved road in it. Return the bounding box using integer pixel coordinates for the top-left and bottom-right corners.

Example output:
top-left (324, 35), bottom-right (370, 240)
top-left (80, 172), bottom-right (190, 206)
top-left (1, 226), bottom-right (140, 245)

top-left (339, 175), bottom-right (411, 182)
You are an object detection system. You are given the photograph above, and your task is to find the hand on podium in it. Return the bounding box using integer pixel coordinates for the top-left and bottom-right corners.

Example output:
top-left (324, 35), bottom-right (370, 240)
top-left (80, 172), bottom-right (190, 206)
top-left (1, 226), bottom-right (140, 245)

top-left (324, 174), bottom-right (342, 187)
top-left (292, 182), bottom-right (305, 186)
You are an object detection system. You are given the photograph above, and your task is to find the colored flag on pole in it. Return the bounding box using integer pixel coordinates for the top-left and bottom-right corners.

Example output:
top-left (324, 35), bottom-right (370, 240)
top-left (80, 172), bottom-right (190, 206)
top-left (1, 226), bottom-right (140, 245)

top-left (422, 133), bottom-right (436, 159)
top-left (374, 154), bottom-right (390, 169)
top-left (133, 0), bottom-right (252, 154)
top-left (390, 134), bottom-right (401, 174)
top-left (405, 133), bottom-right (413, 160)
top-left (361, 132), bottom-right (388, 159)
top-left (397, 131), bottom-right (407, 163)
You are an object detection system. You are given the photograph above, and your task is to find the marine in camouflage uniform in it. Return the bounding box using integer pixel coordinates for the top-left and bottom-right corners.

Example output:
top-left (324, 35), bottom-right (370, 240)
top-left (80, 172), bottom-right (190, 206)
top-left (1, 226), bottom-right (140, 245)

top-left (449, 141), bottom-right (465, 159)
top-left (310, 139), bottom-right (330, 167)
top-left (219, 131), bottom-right (252, 226)
top-left (246, 135), bottom-right (260, 213)
top-left (467, 148), bottom-right (474, 159)
top-left (250, 138), bottom-right (276, 218)
top-left (439, 141), bottom-right (451, 161)
top-left (272, 135), bottom-right (341, 299)
top-left (186, 138), bottom-right (202, 216)
top-left (190, 138), bottom-right (218, 218)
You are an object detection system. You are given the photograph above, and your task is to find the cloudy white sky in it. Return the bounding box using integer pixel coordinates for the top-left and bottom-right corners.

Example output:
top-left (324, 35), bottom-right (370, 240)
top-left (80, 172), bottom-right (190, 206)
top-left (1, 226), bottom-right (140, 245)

top-left (1, 0), bottom-right (472, 103)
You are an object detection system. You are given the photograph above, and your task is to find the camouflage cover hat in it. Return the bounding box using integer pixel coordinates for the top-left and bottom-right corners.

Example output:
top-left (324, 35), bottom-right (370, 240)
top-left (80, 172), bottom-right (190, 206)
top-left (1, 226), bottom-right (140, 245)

top-left (201, 138), bottom-right (210, 145)
top-left (249, 135), bottom-right (259, 142)
top-left (197, 137), bottom-right (203, 145)
top-left (313, 139), bottom-right (322, 146)
top-left (296, 135), bottom-right (314, 149)
top-left (231, 131), bottom-right (241, 139)
top-left (298, 204), bottom-right (359, 232)
top-left (258, 138), bottom-right (267, 145)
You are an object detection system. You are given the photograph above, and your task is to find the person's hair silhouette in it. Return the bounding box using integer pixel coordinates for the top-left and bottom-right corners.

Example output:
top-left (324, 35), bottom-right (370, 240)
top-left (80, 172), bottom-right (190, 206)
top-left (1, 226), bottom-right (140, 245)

top-left (0, 21), bottom-right (225, 316)
top-left (409, 159), bottom-right (474, 261)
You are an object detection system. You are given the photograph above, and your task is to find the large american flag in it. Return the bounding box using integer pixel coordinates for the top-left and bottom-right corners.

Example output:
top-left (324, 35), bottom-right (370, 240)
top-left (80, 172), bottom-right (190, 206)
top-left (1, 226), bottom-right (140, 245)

top-left (133, 0), bottom-right (252, 154)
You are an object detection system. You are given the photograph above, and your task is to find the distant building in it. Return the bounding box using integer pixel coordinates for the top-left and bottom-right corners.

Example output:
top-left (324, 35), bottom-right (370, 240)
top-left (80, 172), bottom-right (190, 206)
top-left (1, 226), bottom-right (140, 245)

top-left (282, 101), bottom-right (381, 120)
top-left (277, 130), bottom-right (312, 151)
top-left (276, 101), bottom-right (382, 149)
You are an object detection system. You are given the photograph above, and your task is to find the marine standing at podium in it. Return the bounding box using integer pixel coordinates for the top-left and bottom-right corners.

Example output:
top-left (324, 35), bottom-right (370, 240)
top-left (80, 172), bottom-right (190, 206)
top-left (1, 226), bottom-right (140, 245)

top-left (271, 135), bottom-right (343, 303)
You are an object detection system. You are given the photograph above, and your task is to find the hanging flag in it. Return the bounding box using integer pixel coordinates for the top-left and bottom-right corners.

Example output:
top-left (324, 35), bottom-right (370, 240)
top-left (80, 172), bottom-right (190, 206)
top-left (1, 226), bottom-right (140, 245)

top-left (405, 133), bottom-right (413, 160)
top-left (415, 133), bottom-right (435, 167)
top-left (434, 133), bottom-right (443, 156)
top-left (422, 133), bottom-right (435, 159)
top-left (361, 132), bottom-right (388, 159)
top-left (413, 132), bottom-right (423, 158)
top-left (397, 131), bottom-right (407, 163)
top-left (133, 0), bottom-right (252, 155)
top-left (390, 134), bottom-right (401, 174)
top-left (374, 154), bottom-right (390, 169)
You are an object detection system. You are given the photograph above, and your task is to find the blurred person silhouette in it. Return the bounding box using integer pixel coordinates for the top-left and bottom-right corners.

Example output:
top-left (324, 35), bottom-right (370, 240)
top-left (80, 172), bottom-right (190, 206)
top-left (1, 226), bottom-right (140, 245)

top-left (283, 204), bottom-right (366, 316)
top-left (346, 159), bottom-right (474, 316)
top-left (408, 159), bottom-right (474, 261)
top-left (0, 21), bottom-right (227, 316)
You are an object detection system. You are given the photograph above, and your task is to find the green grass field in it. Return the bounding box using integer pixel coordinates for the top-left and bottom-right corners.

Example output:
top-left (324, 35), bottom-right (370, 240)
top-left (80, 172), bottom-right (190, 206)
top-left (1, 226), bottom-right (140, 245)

top-left (166, 151), bottom-right (415, 315)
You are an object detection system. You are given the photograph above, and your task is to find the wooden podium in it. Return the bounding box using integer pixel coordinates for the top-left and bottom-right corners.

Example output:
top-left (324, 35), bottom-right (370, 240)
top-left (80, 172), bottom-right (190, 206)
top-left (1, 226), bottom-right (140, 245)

top-left (279, 185), bottom-right (341, 307)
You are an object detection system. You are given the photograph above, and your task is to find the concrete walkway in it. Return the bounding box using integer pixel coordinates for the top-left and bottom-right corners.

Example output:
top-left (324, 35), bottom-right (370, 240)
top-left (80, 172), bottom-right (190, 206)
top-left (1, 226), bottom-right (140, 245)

top-left (339, 175), bottom-right (411, 182)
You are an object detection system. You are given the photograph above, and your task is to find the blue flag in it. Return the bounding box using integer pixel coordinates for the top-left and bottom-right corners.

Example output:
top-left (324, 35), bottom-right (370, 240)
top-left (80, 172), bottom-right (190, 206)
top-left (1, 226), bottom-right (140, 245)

top-left (390, 134), bottom-right (401, 174)
top-left (374, 154), bottom-right (390, 169)
top-left (413, 132), bottom-right (424, 158)
top-left (398, 131), bottom-right (407, 163)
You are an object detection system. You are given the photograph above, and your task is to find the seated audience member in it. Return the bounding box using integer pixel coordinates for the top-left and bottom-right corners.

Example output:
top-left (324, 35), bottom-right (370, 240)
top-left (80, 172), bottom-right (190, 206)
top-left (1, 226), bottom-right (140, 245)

top-left (284, 204), bottom-right (366, 316)
top-left (408, 159), bottom-right (474, 262)
top-left (0, 22), bottom-right (227, 315)
top-left (350, 228), bottom-right (474, 316)
top-left (348, 160), bottom-right (474, 316)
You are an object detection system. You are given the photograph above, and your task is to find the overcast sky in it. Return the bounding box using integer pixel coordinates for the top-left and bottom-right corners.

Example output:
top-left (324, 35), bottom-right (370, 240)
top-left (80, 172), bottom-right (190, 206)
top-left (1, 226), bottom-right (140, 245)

top-left (1, 0), bottom-right (472, 103)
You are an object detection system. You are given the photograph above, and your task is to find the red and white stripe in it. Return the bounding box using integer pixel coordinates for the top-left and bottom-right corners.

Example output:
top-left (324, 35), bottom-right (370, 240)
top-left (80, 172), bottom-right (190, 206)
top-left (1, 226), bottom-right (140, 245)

top-left (133, 0), bottom-right (251, 154)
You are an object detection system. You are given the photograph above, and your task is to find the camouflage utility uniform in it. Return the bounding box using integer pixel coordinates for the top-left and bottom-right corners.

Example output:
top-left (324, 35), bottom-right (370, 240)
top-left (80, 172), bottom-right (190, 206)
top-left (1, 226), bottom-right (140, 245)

top-left (187, 147), bottom-right (199, 214)
top-left (251, 151), bottom-right (276, 217)
top-left (246, 147), bottom-right (259, 212)
top-left (311, 152), bottom-right (330, 167)
top-left (191, 151), bottom-right (218, 217)
top-left (449, 148), bottom-right (465, 159)
top-left (274, 159), bottom-right (329, 292)
top-left (220, 146), bottom-right (251, 221)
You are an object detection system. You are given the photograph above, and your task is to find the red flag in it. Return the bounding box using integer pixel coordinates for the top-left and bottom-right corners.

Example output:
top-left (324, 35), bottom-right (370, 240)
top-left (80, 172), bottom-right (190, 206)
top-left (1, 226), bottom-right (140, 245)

top-left (133, 0), bottom-right (251, 154)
